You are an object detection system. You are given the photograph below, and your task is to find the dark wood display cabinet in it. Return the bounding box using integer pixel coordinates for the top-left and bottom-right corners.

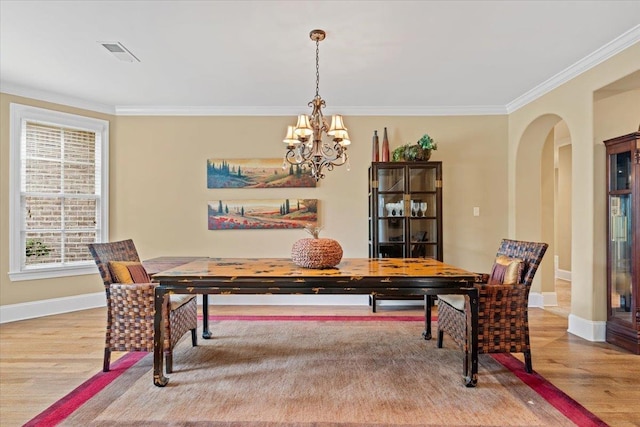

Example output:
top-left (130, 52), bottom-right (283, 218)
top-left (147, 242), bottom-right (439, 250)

top-left (368, 161), bottom-right (443, 311)
top-left (604, 132), bottom-right (639, 354)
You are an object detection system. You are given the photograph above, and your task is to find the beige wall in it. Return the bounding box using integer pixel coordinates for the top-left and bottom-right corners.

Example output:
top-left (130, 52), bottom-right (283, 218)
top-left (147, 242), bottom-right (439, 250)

top-left (1, 97), bottom-right (508, 306)
top-left (556, 145), bottom-right (572, 272)
top-left (594, 88), bottom-right (640, 141)
top-left (111, 115), bottom-right (509, 265)
top-left (508, 42), bottom-right (640, 324)
top-left (553, 120), bottom-right (572, 274)
top-left (540, 131), bottom-right (555, 295)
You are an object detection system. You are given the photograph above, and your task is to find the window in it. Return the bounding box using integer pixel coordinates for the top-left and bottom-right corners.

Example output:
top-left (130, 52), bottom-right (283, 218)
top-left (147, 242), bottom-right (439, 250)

top-left (9, 104), bottom-right (109, 281)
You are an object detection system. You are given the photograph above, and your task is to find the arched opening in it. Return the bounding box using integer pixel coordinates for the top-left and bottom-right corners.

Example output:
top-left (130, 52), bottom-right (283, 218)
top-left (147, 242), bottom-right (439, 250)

top-left (549, 121), bottom-right (572, 317)
top-left (514, 114), bottom-right (569, 316)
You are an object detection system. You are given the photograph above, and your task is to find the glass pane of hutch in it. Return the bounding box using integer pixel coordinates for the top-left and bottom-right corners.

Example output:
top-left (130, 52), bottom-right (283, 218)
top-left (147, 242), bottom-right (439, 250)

top-left (378, 217), bottom-right (404, 243)
top-left (409, 218), bottom-right (438, 259)
top-left (408, 194), bottom-right (436, 217)
top-left (610, 151), bottom-right (631, 191)
top-left (409, 168), bottom-right (436, 192)
top-left (609, 194), bottom-right (633, 322)
top-left (378, 168), bottom-right (405, 192)
top-left (377, 194), bottom-right (405, 217)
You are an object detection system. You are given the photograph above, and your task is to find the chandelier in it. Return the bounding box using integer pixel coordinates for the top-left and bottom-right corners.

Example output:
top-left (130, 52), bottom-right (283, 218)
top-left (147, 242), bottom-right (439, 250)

top-left (283, 29), bottom-right (351, 181)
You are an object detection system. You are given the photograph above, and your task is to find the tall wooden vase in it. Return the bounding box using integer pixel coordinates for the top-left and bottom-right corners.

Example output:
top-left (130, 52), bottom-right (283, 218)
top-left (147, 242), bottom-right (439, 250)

top-left (372, 130), bottom-right (379, 161)
top-left (381, 127), bottom-right (390, 162)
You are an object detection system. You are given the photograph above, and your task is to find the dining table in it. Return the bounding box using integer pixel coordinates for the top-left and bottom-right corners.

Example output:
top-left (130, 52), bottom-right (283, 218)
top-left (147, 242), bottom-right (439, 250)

top-left (150, 257), bottom-right (479, 387)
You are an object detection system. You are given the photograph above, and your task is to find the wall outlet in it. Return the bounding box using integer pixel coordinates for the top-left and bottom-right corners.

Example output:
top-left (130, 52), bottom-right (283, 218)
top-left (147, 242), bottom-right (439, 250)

top-left (473, 207), bottom-right (480, 216)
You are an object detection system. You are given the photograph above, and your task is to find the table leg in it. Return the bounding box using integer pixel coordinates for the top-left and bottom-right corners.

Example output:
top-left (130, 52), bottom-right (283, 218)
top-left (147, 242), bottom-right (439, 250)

top-left (201, 294), bottom-right (212, 339)
top-left (422, 295), bottom-right (432, 340)
top-left (153, 287), bottom-right (168, 387)
top-left (464, 288), bottom-right (479, 387)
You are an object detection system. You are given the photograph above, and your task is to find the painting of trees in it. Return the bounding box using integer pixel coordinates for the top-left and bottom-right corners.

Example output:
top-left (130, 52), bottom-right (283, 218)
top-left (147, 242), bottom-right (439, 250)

top-left (208, 199), bottom-right (318, 230)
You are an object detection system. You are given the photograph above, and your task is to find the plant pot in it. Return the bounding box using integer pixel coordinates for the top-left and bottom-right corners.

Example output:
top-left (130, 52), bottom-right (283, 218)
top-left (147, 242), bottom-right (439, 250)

top-left (392, 144), bottom-right (431, 162)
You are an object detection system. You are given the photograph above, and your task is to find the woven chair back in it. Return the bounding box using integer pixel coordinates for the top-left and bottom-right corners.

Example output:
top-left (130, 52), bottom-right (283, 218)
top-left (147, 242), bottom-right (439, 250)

top-left (495, 239), bottom-right (548, 287)
top-left (87, 239), bottom-right (140, 289)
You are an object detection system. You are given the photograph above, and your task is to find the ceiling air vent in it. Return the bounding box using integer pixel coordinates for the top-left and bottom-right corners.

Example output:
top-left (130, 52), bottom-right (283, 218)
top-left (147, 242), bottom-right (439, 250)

top-left (98, 41), bottom-right (140, 62)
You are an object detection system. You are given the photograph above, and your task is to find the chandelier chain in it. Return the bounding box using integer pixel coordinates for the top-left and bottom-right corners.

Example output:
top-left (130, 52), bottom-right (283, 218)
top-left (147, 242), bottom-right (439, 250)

top-left (315, 39), bottom-right (320, 98)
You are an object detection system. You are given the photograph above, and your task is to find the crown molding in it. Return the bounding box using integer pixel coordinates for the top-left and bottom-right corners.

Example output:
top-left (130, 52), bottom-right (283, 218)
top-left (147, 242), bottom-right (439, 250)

top-left (0, 81), bottom-right (115, 115)
top-left (334, 105), bottom-right (508, 116)
top-left (114, 104), bottom-right (508, 116)
top-left (506, 24), bottom-right (640, 114)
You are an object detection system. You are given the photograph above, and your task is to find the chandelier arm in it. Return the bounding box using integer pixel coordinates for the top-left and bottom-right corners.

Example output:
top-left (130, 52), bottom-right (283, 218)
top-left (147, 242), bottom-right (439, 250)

top-left (316, 141), bottom-right (347, 164)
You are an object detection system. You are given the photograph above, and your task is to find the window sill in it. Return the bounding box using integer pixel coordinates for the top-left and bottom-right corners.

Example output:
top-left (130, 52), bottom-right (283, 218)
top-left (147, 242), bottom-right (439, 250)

top-left (8, 263), bottom-right (97, 282)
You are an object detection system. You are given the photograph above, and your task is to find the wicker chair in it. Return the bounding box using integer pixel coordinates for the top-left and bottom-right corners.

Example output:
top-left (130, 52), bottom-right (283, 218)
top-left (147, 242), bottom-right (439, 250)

top-left (437, 239), bottom-right (548, 373)
top-left (88, 239), bottom-right (197, 373)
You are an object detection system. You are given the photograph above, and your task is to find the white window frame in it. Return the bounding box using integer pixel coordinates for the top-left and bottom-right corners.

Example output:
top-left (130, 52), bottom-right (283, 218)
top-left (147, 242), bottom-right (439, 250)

top-left (9, 103), bottom-right (109, 281)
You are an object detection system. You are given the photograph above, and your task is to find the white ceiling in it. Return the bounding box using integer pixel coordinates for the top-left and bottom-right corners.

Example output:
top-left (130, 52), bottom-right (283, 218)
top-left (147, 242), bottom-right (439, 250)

top-left (1, 0), bottom-right (639, 115)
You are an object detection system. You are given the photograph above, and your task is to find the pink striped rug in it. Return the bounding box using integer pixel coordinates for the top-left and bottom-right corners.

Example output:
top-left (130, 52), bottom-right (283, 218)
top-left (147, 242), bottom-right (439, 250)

top-left (25, 315), bottom-right (607, 427)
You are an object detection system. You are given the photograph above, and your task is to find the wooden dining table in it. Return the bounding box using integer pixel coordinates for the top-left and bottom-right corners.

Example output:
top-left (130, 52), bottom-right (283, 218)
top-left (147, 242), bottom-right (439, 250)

top-left (150, 257), bottom-right (479, 387)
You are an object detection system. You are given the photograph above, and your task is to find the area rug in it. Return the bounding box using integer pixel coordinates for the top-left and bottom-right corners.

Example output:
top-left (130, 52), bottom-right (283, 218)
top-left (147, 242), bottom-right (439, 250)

top-left (26, 317), bottom-right (607, 426)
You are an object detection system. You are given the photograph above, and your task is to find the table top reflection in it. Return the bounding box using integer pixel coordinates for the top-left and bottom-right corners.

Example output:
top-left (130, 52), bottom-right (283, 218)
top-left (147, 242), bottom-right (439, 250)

top-left (152, 257), bottom-right (475, 281)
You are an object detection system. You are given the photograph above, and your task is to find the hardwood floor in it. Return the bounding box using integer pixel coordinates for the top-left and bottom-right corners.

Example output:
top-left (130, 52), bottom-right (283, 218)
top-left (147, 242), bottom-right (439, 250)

top-left (545, 278), bottom-right (572, 318)
top-left (1, 302), bottom-right (638, 427)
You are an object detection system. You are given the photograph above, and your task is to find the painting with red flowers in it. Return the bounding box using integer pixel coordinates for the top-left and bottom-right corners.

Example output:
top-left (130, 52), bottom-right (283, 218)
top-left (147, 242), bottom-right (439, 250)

top-left (208, 199), bottom-right (318, 230)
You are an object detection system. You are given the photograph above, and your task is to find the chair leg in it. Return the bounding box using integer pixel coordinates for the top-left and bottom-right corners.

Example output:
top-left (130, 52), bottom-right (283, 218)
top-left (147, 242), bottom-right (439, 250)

top-left (191, 328), bottom-right (198, 346)
top-left (463, 349), bottom-right (469, 378)
top-left (103, 348), bottom-right (111, 372)
top-left (437, 330), bottom-right (444, 348)
top-left (166, 352), bottom-right (173, 374)
top-left (524, 350), bottom-right (533, 373)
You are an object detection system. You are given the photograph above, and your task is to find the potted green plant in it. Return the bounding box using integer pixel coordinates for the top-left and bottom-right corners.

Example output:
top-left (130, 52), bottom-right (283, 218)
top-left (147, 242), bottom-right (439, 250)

top-left (25, 238), bottom-right (51, 258)
top-left (392, 133), bottom-right (438, 161)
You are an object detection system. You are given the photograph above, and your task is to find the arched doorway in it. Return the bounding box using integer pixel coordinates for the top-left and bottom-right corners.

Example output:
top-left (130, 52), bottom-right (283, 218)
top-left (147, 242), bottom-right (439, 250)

top-left (514, 114), bottom-right (569, 314)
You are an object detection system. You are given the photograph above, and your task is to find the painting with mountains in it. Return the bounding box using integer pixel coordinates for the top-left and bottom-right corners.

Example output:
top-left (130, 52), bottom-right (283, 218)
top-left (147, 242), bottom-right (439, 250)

top-left (207, 158), bottom-right (316, 188)
top-left (208, 199), bottom-right (318, 230)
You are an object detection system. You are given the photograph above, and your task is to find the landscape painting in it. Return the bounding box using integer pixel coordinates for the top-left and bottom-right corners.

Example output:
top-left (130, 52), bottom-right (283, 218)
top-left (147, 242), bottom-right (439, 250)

top-left (207, 158), bottom-right (316, 188)
top-left (208, 199), bottom-right (318, 230)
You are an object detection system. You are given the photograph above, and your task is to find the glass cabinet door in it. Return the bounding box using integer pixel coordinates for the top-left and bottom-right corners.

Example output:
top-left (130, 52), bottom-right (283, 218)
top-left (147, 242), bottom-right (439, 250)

top-left (608, 150), bottom-right (633, 322)
top-left (407, 165), bottom-right (440, 259)
top-left (609, 195), bottom-right (633, 321)
top-left (603, 132), bottom-right (640, 354)
top-left (375, 166), bottom-right (406, 258)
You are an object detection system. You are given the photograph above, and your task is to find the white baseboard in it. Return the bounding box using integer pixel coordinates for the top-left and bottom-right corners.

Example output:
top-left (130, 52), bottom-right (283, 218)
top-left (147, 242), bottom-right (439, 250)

top-left (567, 314), bottom-right (606, 342)
top-left (1, 293), bottom-right (380, 323)
top-left (0, 292), bottom-right (105, 324)
top-left (528, 292), bottom-right (558, 308)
